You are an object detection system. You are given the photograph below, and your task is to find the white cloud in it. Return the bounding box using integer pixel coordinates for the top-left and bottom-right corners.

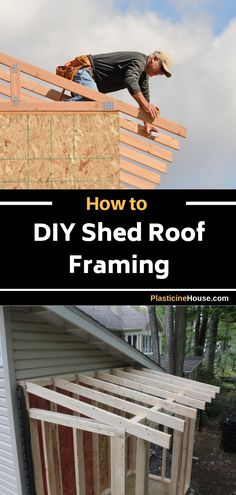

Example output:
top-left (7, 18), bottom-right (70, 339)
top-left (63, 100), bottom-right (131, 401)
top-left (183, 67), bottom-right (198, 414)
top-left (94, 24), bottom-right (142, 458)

top-left (0, 0), bottom-right (235, 188)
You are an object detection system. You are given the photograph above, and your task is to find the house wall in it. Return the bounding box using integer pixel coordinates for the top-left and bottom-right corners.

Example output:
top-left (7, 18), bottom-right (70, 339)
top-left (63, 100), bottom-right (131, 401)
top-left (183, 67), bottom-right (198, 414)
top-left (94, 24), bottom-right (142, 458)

top-left (9, 308), bottom-right (124, 381)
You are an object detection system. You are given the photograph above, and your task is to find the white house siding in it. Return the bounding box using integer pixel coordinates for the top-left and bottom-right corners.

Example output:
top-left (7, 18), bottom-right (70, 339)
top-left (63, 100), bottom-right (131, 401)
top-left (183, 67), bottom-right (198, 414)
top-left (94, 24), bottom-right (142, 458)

top-left (0, 367), bottom-right (20, 495)
top-left (9, 308), bottom-right (124, 381)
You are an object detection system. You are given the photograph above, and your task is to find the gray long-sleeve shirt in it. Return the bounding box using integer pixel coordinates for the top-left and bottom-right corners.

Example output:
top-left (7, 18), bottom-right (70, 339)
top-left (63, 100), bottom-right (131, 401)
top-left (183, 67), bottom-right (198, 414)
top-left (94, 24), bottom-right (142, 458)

top-left (89, 51), bottom-right (150, 101)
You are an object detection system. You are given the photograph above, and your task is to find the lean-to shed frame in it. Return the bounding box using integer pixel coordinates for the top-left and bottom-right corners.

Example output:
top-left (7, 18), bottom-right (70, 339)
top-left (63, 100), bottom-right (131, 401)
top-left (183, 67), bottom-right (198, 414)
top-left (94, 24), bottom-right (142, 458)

top-left (0, 306), bottom-right (219, 495)
top-left (0, 52), bottom-right (186, 189)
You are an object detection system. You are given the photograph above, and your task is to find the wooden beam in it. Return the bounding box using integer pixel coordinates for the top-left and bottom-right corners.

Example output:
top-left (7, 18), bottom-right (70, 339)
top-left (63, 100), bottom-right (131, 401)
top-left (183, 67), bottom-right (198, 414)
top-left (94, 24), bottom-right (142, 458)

top-left (110, 433), bottom-right (126, 495)
top-left (97, 372), bottom-right (197, 419)
top-left (120, 159), bottom-right (160, 185)
top-left (0, 82), bottom-right (38, 101)
top-left (73, 428), bottom-right (86, 495)
top-left (0, 101), bottom-right (119, 112)
top-left (119, 117), bottom-right (180, 150)
top-left (25, 381), bottom-right (171, 449)
top-left (120, 131), bottom-right (173, 162)
top-left (123, 369), bottom-right (211, 403)
top-left (178, 419), bottom-right (190, 495)
top-left (41, 420), bottom-right (62, 495)
top-left (112, 370), bottom-right (205, 410)
top-left (170, 430), bottom-right (183, 495)
top-left (0, 51), bottom-right (186, 137)
top-left (24, 391), bottom-right (44, 495)
top-left (10, 65), bottom-right (20, 103)
top-left (184, 418), bottom-right (196, 493)
top-left (141, 368), bottom-right (220, 394)
top-left (120, 171), bottom-right (156, 189)
top-left (135, 438), bottom-right (149, 495)
top-left (58, 378), bottom-right (185, 432)
top-left (120, 145), bottom-right (167, 173)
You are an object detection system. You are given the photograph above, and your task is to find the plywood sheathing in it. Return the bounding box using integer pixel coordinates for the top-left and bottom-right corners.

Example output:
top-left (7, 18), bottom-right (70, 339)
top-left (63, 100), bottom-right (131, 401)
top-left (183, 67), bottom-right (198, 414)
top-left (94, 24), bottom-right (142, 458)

top-left (0, 112), bottom-right (119, 189)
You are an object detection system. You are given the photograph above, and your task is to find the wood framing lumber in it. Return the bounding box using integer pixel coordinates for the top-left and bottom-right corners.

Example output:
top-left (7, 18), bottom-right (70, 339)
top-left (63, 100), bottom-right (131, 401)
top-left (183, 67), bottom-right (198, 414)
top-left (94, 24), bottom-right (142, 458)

top-left (27, 417), bottom-right (44, 495)
top-left (10, 65), bottom-right (20, 102)
top-left (178, 419), bottom-right (190, 495)
top-left (77, 375), bottom-right (185, 431)
top-left (73, 428), bottom-right (86, 495)
top-left (183, 418), bottom-right (196, 492)
top-left (161, 427), bottom-right (168, 480)
top-left (120, 145), bottom-right (167, 173)
top-left (141, 368), bottom-right (220, 394)
top-left (119, 117), bottom-right (180, 150)
top-left (0, 83), bottom-right (37, 101)
top-left (170, 430), bottom-right (183, 495)
top-left (120, 131), bottom-right (173, 162)
top-left (135, 438), bottom-right (149, 495)
top-left (0, 67), bottom-right (69, 101)
top-left (112, 370), bottom-right (206, 410)
top-left (97, 372), bottom-right (197, 419)
top-left (120, 171), bottom-right (156, 189)
top-left (0, 52), bottom-right (186, 137)
top-left (41, 420), bottom-right (62, 495)
top-left (110, 433), bottom-right (126, 495)
top-left (25, 381), bottom-right (171, 448)
top-left (120, 160), bottom-right (161, 185)
top-left (55, 378), bottom-right (185, 432)
top-left (29, 409), bottom-right (124, 436)
top-left (0, 101), bottom-right (119, 112)
top-left (124, 369), bottom-right (212, 403)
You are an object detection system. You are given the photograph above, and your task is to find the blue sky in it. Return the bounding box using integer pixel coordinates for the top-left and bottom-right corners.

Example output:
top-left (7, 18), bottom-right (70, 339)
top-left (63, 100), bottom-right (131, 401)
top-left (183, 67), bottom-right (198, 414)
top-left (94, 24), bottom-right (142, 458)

top-left (117, 0), bottom-right (236, 34)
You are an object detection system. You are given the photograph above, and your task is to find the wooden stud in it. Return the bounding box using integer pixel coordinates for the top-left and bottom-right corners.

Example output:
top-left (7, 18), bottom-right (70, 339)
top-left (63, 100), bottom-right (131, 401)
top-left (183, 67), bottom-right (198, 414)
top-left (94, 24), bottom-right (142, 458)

top-left (41, 420), bottom-right (62, 495)
top-left (24, 391), bottom-right (44, 495)
top-left (170, 430), bottom-right (183, 495)
top-left (184, 418), bottom-right (196, 493)
top-left (161, 427), bottom-right (168, 480)
top-left (178, 419), bottom-right (190, 495)
top-left (73, 429), bottom-right (86, 495)
top-left (10, 65), bottom-right (20, 103)
top-left (110, 432), bottom-right (126, 495)
top-left (135, 438), bottom-right (149, 495)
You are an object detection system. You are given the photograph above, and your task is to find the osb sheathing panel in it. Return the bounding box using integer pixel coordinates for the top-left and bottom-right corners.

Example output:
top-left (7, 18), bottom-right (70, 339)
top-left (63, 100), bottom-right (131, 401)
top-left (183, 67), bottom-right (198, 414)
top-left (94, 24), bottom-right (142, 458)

top-left (0, 112), bottom-right (120, 188)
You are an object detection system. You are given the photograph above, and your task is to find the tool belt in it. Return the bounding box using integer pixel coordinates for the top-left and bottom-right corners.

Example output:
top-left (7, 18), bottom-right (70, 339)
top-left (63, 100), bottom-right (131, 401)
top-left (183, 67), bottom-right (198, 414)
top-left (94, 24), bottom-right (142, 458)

top-left (56, 55), bottom-right (92, 80)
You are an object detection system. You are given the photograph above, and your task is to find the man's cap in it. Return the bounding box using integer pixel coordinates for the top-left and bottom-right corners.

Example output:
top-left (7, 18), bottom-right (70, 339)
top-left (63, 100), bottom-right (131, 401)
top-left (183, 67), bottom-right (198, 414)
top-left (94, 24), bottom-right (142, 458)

top-left (153, 51), bottom-right (172, 77)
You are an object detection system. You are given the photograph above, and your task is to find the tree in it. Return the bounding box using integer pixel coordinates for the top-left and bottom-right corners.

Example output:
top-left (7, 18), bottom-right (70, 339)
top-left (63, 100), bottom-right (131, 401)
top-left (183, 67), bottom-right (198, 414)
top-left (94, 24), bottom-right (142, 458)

top-left (175, 306), bottom-right (187, 376)
top-left (165, 306), bottom-right (175, 374)
top-left (195, 306), bottom-right (209, 356)
top-left (147, 306), bottom-right (161, 365)
top-left (206, 308), bottom-right (220, 376)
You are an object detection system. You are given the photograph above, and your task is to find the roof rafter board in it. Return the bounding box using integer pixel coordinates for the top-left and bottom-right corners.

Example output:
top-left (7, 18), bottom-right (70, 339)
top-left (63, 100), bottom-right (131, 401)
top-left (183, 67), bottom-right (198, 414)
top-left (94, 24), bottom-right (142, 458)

top-left (0, 101), bottom-right (119, 112)
top-left (111, 370), bottom-right (206, 410)
top-left (0, 68), bottom-right (181, 151)
top-left (54, 377), bottom-right (185, 432)
top-left (29, 409), bottom-right (125, 437)
top-left (24, 381), bottom-right (171, 449)
top-left (120, 172), bottom-right (157, 189)
top-left (125, 369), bottom-right (214, 401)
top-left (119, 118), bottom-right (180, 150)
top-left (43, 306), bottom-right (163, 372)
top-left (120, 132), bottom-right (173, 162)
top-left (120, 145), bottom-right (167, 173)
top-left (0, 52), bottom-right (186, 137)
top-left (96, 372), bottom-right (197, 419)
top-left (114, 369), bottom-right (210, 404)
top-left (120, 160), bottom-right (160, 185)
top-left (141, 368), bottom-right (220, 394)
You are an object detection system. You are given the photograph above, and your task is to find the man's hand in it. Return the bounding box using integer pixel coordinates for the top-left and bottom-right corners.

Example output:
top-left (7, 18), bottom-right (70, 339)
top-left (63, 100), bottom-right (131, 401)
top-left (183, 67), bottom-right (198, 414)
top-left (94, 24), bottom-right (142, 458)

top-left (144, 122), bottom-right (159, 136)
top-left (141, 102), bottom-right (160, 119)
top-left (132, 92), bottom-right (160, 120)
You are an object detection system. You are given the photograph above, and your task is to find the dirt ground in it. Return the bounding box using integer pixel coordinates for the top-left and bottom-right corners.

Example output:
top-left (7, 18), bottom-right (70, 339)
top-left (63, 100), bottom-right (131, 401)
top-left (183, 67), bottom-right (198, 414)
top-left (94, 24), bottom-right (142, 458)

top-left (190, 417), bottom-right (236, 495)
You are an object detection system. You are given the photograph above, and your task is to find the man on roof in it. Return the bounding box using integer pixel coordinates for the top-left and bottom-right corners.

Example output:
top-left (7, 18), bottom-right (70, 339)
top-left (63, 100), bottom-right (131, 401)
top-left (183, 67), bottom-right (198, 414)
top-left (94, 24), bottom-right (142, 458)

top-left (57, 50), bottom-right (172, 135)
